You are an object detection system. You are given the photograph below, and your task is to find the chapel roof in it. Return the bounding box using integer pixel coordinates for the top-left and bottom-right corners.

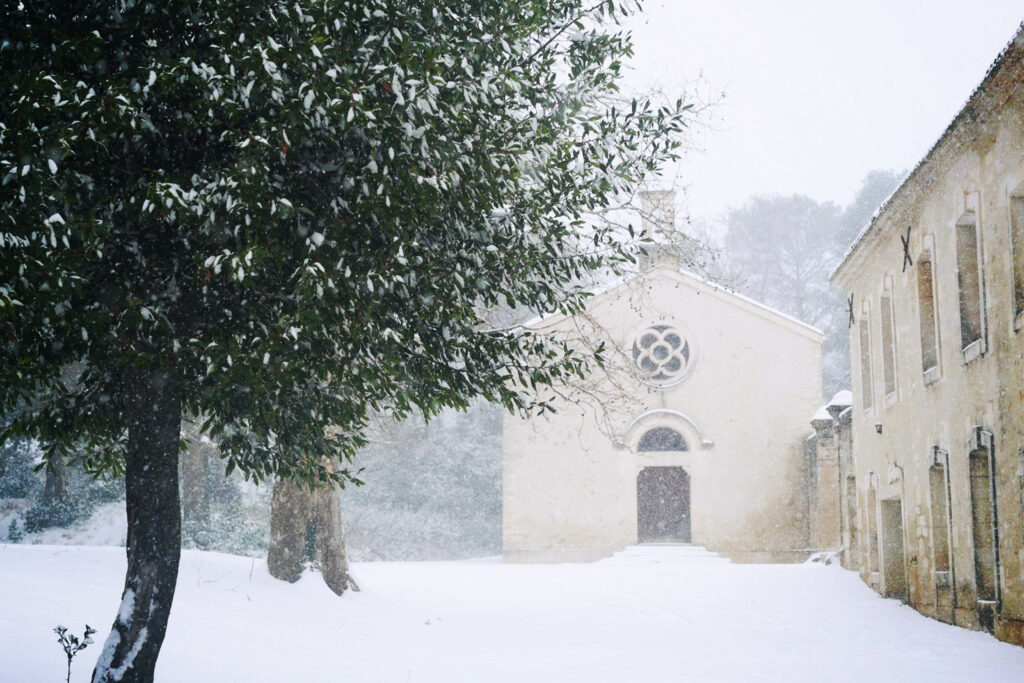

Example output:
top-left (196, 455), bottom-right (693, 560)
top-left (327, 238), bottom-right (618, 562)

top-left (523, 264), bottom-right (823, 342)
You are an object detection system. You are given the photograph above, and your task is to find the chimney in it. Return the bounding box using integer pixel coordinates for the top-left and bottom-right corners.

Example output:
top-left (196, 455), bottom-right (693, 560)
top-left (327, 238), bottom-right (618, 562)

top-left (638, 190), bottom-right (678, 272)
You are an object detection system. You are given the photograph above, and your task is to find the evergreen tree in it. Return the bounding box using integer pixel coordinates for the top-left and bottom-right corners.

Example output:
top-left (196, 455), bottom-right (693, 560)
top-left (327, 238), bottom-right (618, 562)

top-left (718, 171), bottom-right (902, 396)
top-left (0, 2), bottom-right (689, 680)
top-left (722, 194), bottom-right (842, 327)
top-left (0, 437), bottom-right (40, 499)
top-left (838, 169), bottom-right (904, 246)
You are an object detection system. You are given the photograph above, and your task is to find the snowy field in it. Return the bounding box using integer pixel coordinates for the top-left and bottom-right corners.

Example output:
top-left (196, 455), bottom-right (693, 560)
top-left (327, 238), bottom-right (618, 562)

top-left (2, 544), bottom-right (1023, 682)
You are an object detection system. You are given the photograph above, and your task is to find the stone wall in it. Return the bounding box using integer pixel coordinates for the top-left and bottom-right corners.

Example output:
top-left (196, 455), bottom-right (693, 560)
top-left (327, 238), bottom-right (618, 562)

top-left (831, 25), bottom-right (1024, 646)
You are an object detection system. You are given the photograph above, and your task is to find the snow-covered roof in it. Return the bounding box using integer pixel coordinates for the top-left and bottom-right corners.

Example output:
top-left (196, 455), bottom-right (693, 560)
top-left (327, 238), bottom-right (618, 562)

top-left (831, 21), bottom-right (1024, 282)
top-left (827, 390), bottom-right (853, 409)
top-left (698, 270), bottom-right (823, 338)
top-left (811, 405), bottom-right (832, 423)
top-left (515, 272), bottom-right (631, 329)
top-left (522, 264), bottom-right (824, 341)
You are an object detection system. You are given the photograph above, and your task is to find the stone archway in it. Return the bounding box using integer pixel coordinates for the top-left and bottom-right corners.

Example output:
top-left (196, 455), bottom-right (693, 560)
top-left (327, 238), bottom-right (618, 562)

top-left (637, 466), bottom-right (691, 543)
top-left (623, 409), bottom-right (712, 451)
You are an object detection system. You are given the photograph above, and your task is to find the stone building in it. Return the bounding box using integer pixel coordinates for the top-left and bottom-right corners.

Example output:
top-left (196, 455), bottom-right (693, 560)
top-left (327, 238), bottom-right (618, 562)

top-left (502, 194), bottom-right (824, 564)
top-left (830, 24), bottom-right (1024, 646)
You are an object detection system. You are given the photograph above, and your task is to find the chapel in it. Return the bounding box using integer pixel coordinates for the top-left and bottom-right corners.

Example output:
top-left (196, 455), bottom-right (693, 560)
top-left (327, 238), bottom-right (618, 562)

top-left (502, 193), bottom-right (824, 563)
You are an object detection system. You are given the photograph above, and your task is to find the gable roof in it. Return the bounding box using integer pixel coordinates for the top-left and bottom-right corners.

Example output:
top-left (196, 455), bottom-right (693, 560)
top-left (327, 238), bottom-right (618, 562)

top-left (524, 265), bottom-right (824, 343)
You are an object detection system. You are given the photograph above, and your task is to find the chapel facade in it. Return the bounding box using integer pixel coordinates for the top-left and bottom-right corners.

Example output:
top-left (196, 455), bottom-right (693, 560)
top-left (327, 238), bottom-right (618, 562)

top-left (829, 24), bottom-right (1024, 646)
top-left (502, 196), bottom-right (824, 564)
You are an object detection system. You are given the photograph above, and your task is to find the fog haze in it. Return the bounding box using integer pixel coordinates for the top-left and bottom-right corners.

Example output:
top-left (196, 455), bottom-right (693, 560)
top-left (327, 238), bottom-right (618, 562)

top-left (626, 1), bottom-right (1024, 219)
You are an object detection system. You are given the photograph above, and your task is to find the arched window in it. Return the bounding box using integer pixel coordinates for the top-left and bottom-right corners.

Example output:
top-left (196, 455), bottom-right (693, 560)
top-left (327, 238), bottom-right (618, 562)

top-left (624, 409), bottom-right (711, 451)
top-left (637, 427), bottom-right (688, 452)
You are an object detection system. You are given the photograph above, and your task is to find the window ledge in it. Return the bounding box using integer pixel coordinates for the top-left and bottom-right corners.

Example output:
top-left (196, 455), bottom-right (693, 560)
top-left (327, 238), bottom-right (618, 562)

top-left (923, 366), bottom-right (940, 386)
top-left (1015, 309), bottom-right (1024, 332)
top-left (884, 391), bottom-right (898, 407)
top-left (962, 338), bottom-right (986, 364)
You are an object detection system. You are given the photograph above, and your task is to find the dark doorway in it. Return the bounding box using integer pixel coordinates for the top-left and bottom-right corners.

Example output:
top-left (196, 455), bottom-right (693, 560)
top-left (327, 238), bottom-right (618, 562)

top-left (637, 467), bottom-right (690, 543)
top-left (881, 497), bottom-right (907, 601)
top-left (969, 447), bottom-right (998, 604)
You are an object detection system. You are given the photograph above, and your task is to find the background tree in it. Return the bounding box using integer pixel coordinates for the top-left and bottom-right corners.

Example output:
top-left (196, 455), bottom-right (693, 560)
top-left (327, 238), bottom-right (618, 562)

top-left (268, 472), bottom-right (355, 595)
top-left (716, 171), bottom-right (903, 396)
top-left (722, 194), bottom-right (842, 326)
top-left (180, 419), bottom-right (213, 530)
top-left (0, 1), bottom-right (690, 680)
top-left (838, 169), bottom-right (904, 246)
top-left (342, 401), bottom-right (502, 561)
top-left (0, 437), bottom-right (41, 501)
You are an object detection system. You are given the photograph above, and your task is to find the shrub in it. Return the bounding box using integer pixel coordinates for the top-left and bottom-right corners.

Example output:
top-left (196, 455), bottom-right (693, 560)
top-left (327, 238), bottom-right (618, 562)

top-left (0, 439), bottom-right (42, 499)
top-left (23, 498), bottom-right (80, 532)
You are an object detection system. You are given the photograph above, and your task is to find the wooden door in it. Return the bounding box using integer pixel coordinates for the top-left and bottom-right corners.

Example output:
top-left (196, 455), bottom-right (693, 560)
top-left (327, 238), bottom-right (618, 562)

top-left (637, 467), bottom-right (690, 543)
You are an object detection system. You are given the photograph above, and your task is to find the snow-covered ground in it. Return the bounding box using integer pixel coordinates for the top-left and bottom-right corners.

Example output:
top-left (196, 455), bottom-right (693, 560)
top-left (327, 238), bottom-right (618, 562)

top-left (1, 501), bottom-right (127, 547)
top-left (2, 544), bottom-right (1022, 682)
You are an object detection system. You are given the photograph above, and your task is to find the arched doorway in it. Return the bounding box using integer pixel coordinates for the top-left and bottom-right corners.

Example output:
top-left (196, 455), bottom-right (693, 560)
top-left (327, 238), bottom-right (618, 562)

top-left (637, 467), bottom-right (690, 543)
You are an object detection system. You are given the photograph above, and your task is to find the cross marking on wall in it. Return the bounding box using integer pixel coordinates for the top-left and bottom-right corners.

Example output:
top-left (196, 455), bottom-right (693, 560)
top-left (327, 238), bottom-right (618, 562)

top-left (901, 226), bottom-right (914, 272)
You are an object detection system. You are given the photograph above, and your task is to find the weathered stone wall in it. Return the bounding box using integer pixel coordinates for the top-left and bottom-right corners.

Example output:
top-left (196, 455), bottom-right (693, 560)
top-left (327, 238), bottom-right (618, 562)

top-left (832, 26), bottom-right (1024, 646)
top-left (806, 392), bottom-right (855, 557)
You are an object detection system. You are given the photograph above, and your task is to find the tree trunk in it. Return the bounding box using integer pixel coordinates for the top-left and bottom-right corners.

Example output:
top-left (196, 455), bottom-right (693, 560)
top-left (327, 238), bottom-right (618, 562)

top-left (180, 420), bottom-right (211, 528)
top-left (92, 365), bottom-right (183, 683)
top-left (268, 476), bottom-right (357, 595)
top-left (42, 449), bottom-right (70, 503)
top-left (267, 479), bottom-right (307, 584)
top-left (313, 479), bottom-right (358, 595)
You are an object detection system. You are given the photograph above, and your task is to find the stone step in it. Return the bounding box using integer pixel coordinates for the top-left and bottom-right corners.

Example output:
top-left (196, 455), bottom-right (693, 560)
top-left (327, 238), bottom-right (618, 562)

top-left (601, 544), bottom-right (727, 564)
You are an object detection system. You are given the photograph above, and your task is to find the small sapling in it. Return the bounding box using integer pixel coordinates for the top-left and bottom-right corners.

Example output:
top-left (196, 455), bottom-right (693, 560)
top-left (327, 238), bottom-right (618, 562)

top-left (54, 624), bottom-right (96, 683)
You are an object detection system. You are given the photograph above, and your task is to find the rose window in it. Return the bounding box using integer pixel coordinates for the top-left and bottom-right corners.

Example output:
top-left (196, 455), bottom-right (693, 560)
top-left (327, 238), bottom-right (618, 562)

top-left (632, 325), bottom-right (691, 385)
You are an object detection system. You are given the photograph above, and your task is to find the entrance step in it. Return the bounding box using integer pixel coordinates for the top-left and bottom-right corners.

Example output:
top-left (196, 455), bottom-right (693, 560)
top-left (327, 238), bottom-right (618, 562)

top-left (602, 544), bottom-right (727, 565)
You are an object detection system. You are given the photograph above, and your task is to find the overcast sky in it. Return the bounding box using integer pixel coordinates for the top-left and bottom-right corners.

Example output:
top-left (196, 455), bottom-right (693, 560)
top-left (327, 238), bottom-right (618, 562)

top-left (623, 1), bottom-right (1024, 223)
